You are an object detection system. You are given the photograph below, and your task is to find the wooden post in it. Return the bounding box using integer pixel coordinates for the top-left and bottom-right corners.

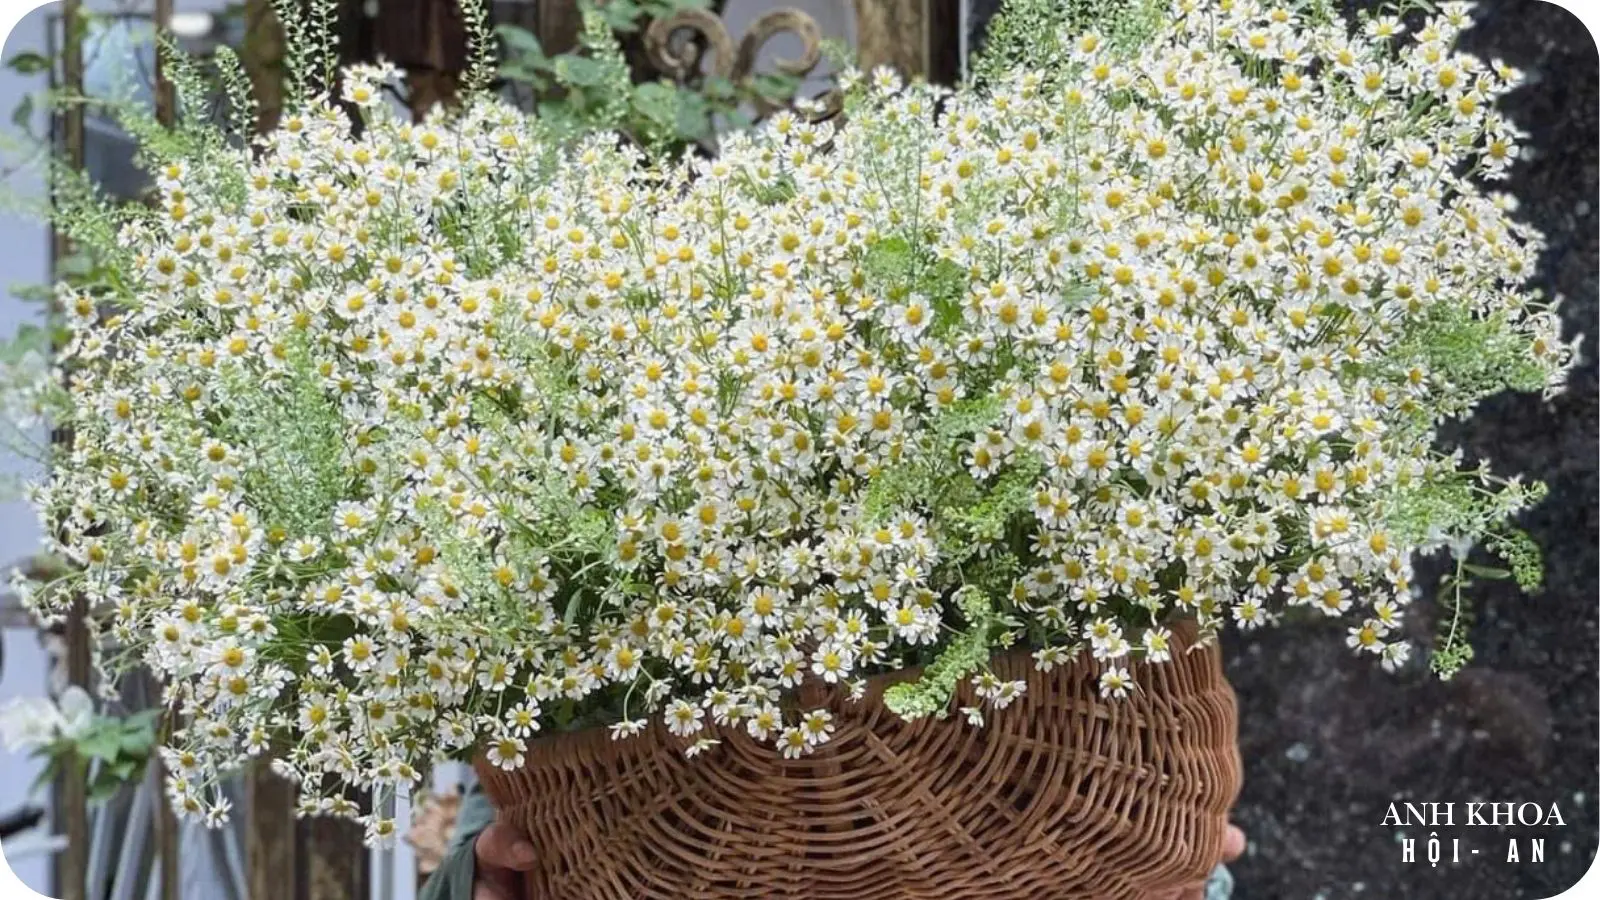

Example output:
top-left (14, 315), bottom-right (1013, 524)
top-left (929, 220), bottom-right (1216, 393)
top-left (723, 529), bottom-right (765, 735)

top-left (245, 763), bottom-right (297, 900)
top-left (853, 0), bottom-right (961, 83)
top-left (51, 1), bottom-right (89, 897)
top-left (152, 0), bottom-right (176, 126)
top-left (149, 716), bottom-right (179, 900)
top-left (855, 0), bottom-right (926, 77)
top-left (305, 814), bottom-right (367, 900)
top-left (57, 606), bottom-right (89, 900)
top-left (536, 0), bottom-right (582, 57)
top-left (234, 7), bottom-right (305, 893)
top-left (240, 0), bottom-right (285, 133)
top-left (374, 0), bottom-right (469, 120)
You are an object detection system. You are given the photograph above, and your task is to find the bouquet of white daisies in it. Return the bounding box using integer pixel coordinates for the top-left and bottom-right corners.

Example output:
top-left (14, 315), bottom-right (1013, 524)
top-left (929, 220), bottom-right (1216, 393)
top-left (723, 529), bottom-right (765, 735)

top-left (8, 0), bottom-right (1575, 843)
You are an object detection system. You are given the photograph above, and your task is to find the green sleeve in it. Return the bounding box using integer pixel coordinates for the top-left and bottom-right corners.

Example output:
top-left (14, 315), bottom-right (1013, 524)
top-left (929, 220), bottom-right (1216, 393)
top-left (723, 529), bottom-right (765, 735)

top-left (418, 782), bottom-right (497, 900)
top-left (1205, 864), bottom-right (1235, 900)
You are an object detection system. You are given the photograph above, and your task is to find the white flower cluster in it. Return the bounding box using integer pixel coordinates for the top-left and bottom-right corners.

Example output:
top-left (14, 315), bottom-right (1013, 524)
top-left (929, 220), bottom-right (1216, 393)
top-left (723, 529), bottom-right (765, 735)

top-left (0, 686), bottom-right (95, 752)
top-left (18, 0), bottom-right (1574, 840)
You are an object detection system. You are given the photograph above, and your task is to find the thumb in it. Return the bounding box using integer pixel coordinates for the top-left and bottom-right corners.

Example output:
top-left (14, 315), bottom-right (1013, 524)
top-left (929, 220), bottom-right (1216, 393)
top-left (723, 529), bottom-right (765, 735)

top-left (475, 821), bottom-right (538, 871)
top-left (1221, 824), bottom-right (1246, 863)
top-left (472, 869), bottom-right (519, 900)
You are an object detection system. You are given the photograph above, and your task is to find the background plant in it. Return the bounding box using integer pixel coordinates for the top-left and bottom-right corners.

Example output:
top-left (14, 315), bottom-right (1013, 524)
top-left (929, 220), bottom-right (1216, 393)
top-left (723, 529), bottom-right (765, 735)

top-left (495, 0), bottom-right (803, 154)
top-left (0, 687), bottom-right (162, 807)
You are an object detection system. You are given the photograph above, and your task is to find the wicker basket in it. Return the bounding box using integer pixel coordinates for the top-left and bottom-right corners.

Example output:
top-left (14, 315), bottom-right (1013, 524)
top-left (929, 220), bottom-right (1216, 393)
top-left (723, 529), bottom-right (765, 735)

top-left (475, 623), bottom-right (1241, 900)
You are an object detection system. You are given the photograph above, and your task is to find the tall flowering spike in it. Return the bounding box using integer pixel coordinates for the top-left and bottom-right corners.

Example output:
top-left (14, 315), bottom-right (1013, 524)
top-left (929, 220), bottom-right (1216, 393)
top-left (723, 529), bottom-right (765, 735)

top-left (15, 4), bottom-right (1577, 840)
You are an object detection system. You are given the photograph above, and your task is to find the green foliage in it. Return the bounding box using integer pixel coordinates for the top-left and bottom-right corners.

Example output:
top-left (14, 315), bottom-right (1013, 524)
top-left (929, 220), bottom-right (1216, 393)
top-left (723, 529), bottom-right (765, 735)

top-left (862, 235), bottom-right (967, 333)
top-left (944, 454), bottom-right (1043, 555)
top-left (930, 395), bottom-right (1004, 440)
top-left (1382, 470), bottom-right (1549, 679)
top-left (1430, 559), bottom-right (1476, 681)
top-left (586, 0), bottom-right (705, 32)
top-left (1374, 302), bottom-right (1549, 427)
top-left (309, 0), bottom-right (342, 96)
top-left (460, 0), bottom-right (497, 96)
top-left (217, 342), bottom-right (349, 537)
top-left (1424, 524), bottom-right (1541, 681)
top-left (497, 0), bottom-right (800, 154)
top-left (157, 34), bottom-right (211, 130)
top-left (270, 0), bottom-right (315, 106)
top-left (30, 708), bottom-right (162, 806)
top-left (535, 8), bottom-right (633, 138)
top-left (41, 162), bottom-right (138, 282)
top-left (1488, 527), bottom-right (1543, 593)
top-left (972, 0), bottom-right (1166, 86)
top-left (416, 497), bottom-right (503, 610)
top-left (883, 586), bottom-right (999, 720)
top-left (211, 46), bottom-right (258, 141)
top-left (4, 51), bottom-right (49, 76)
top-left (859, 462), bottom-right (934, 524)
top-left (860, 396), bottom-right (999, 523)
top-left (490, 299), bottom-right (578, 418)
top-left (860, 392), bottom-right (1041, 575)
top-left (1380, 469), bottom-right (1546, 550)
top-left (86, 33), bottom-right (241, 184)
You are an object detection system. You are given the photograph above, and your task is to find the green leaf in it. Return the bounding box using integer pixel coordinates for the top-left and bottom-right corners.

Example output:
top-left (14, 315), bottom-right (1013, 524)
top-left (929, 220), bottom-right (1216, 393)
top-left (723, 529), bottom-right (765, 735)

top-left (123, 708), bottom-right (163, 730)
top-left (632, 80), bottom-right (680, 114)
top-left (702, 75), bottom-right (737, 102)
top-left (11, 94), bottom-right (33, 130)
top-left (553, 698), bottom-right (575, 728)
top-left (1461, 563), bottom-right (1511, 580)
top-left (88, 773), bottom-right (125, 804)
top-left (77, 730), bottom-right (123, 762)
top-left (499, 64), bottom-right (549, 87)
top-left (642, 0), bottom-right (707, 15)
top-left (673, 94), bottom-right (713, 143)
top-left (556, 56), bottom-right (608, 88)
top-left (884, 589), bottom-right (997, 720)
top-left (8, 283), bottom-right (53, 305)
top-left (751, 73), bottom-right (800, 102)
top-left (56, 251), bottom-right (97, 279)
top-left (0, 322), bottom-right (49, 362)
top-left (6, 52), bottom-right (49, 75)
top-left (119, 728), bottom-right (155, 756)
top-left (495, 25), bottom-right (547, 62)
top-left (594, 0), bottom-right (643, 32)
top-left (537, 98), bottom-right (572, 122)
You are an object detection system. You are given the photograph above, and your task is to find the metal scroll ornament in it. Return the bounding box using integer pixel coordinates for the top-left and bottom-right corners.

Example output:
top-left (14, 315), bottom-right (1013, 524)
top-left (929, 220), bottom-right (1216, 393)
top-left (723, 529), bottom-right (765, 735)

top-left (643, 6), bottom-right (829, 118)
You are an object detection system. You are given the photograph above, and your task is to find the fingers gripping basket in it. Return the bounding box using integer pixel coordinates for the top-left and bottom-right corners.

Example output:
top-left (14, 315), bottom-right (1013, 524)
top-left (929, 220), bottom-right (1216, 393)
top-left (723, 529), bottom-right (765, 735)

top-left (475, 625), bottom-right (1241, 900)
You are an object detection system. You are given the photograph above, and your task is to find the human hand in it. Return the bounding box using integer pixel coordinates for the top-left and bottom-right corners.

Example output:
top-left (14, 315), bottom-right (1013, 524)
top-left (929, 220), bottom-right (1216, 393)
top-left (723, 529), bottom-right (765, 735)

top-left (471, 821), bottom-right (537, 900)
top-left (1138, 824), bottom-right (1246, 900)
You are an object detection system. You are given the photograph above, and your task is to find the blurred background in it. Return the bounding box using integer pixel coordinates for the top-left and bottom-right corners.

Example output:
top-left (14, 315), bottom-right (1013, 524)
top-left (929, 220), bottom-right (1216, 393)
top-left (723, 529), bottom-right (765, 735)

top-left (0, 0), bottom-right (1592, 898)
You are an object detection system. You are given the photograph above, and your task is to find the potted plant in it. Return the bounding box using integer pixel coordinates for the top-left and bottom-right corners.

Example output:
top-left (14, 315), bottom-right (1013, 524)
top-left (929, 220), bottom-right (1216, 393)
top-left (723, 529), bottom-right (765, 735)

top-left (8, 0), bottom-right (1575, 896)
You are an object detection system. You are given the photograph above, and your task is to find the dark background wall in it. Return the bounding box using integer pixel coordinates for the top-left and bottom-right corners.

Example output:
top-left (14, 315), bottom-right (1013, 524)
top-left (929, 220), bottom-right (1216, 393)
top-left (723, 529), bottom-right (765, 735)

top-left (962, 3), bottom-right (1600, 897)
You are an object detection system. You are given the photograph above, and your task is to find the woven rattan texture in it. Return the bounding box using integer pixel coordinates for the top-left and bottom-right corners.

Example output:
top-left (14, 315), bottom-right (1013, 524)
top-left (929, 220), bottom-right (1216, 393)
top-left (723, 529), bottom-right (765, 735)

top-left (476, 627), bottom-right (1241, 900)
